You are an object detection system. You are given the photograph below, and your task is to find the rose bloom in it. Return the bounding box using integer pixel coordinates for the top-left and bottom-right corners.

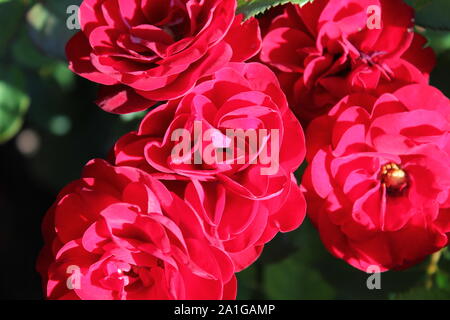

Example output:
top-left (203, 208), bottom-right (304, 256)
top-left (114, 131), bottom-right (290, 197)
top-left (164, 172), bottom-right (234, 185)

top-left (303, 84), bottom-right (450, 271)
top-left (37, 159), bottom-right (236, 300)
top-left (113, 62), bottom-right (306, 270)
top-left (184, 174), bottom-right (305, 271)
top-left (67, 0), bottom-right (261, 114)
top-left (260, 0), bottom-right (435, 125)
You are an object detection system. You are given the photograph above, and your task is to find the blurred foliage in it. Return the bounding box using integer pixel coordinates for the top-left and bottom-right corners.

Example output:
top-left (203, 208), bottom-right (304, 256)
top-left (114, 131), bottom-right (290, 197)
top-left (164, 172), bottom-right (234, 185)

top-left (27, 0), bottom-right (81, 59)
top-left (0, 0), bottom-right (449, 299)
top-left (393, 287), bottom-right (450, 300)
top-left (0, 0), bottom-right (139, 191)
top-left (0, 65), bottom-right (30, 143)
top-left (406, 0), bottom-right (450, 30)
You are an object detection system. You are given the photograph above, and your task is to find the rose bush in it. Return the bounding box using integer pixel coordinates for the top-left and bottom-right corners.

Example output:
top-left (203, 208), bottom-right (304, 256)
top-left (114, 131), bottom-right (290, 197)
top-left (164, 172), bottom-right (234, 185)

top-left (66, 0), bottom-right (261, 114)
top-left (37, 159), bottom-right (236, 300)
top-left (113, 62), bottom-right (306, 270)
top-left (33, 0), bottom-right (450, 300)
top-left (303, 84), bottom-right (450, 271)
top-left (260, 0), bottom-right (435, 125)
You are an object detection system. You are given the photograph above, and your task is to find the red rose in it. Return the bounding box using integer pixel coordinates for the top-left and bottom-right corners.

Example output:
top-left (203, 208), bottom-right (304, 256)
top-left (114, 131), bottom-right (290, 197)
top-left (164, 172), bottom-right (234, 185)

top-left (184, 174), bottom-right (306, 271)
top-left (114, 62), bottom-right (305, 196)
top-left (303, 84), bottom-right (450, 271)
top-left (260, 0), bottom-right (435, 125)
top-left (113, 62), bottom-right (306, 270)
top-left (37, 159), bottom-right (236, 300)
top-left (67, 0), bottom-right (261, 114)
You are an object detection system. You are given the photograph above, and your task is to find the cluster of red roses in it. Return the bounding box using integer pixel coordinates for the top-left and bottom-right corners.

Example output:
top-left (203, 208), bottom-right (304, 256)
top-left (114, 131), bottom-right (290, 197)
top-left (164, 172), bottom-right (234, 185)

top-left (261, 0), bottom-right (450, 272)
top-left (37, 0), bottom-right (450, 300)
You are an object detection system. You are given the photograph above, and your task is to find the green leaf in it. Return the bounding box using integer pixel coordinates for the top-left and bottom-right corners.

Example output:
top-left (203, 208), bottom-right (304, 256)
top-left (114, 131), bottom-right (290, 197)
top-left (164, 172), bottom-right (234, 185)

top-left (236, 266), bottom-right (258, 300)
top-left (405, 0), bottom-right (433, 11)
top-left (0, 66), bottom-right (30, 143)
top-left (423, 30), bottom-right (450, 55)
top-left (406, 0), bottom-right (450, 31)
top-left (237, 0), bottom-right (313, 19)
top-left (263, 251), bottom-right (335, 299)
top-left (436, 271), bottom-right (450, 290)
top-left (120, 110), bottom-right (148, 123)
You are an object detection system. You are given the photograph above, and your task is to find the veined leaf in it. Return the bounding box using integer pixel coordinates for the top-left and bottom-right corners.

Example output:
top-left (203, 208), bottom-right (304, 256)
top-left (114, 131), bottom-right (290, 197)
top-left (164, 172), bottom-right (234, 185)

top-left (237, 0), bottom-right (313, 19)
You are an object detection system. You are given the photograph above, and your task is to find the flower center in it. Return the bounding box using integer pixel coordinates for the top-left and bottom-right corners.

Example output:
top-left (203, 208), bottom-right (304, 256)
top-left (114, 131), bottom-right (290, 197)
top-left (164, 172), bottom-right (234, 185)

top-left (381, 163), bottom-right (408, 195)
top-left (360, 51), bottom-right (386, 66)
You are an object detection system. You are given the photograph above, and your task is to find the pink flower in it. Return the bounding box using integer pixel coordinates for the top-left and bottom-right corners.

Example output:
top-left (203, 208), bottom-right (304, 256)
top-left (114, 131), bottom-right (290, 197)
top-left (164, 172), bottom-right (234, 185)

top-left (37, 159), bottom-right (236, 300)
top-left (303, 84), bottom-right (450, 271)
top-left (66, 0), bottom-right (261, 114)
top-left (260, 0), bottom-right (435, 125)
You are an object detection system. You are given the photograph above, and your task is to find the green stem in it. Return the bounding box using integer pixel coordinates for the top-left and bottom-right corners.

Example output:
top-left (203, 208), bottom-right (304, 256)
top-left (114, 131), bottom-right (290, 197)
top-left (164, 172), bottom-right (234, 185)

top-left (425, 250), bottom-right (443, 289)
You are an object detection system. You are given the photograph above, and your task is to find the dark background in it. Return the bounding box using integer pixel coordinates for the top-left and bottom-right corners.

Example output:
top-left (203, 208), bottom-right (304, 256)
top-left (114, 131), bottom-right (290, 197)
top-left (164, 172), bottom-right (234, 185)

top-left (1, 0), bottom-right (450, 300)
